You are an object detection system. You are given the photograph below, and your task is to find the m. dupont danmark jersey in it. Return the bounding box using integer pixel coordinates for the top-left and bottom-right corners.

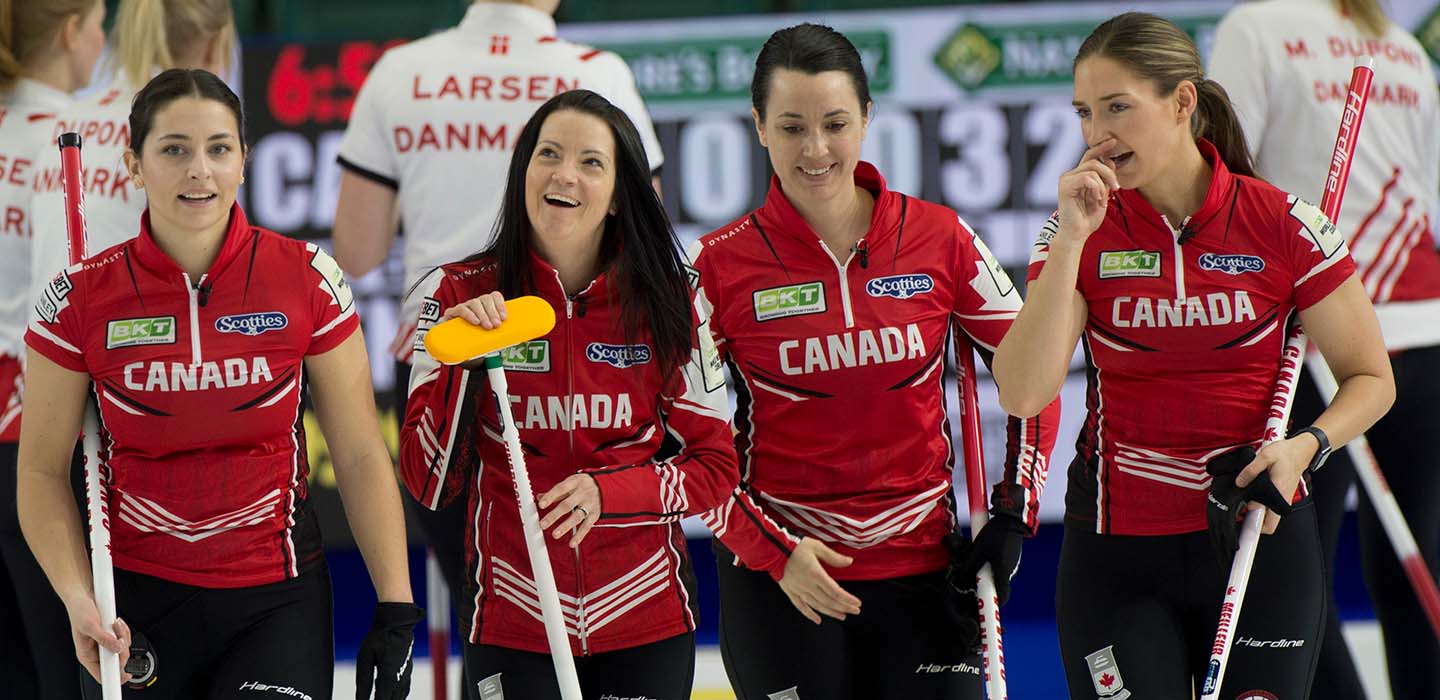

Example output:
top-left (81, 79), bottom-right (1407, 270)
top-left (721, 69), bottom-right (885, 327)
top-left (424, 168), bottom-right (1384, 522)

top-left (399, 254), bottom-right (737, 655)
top-left (0, 79), bottom-right (71, 441)
top-left (25, 205), bottom-right (358, 588)
top-left (29, 81), bottom-right (140, 322)
top-left (1210, 0), bottom-right (1440, 350)
top-left (337, 2), bottom-right (663, 347)
top-left (1027, 141), bottom-right (1358, 536)
top-left (690, 162), bottom-right (1060, 582)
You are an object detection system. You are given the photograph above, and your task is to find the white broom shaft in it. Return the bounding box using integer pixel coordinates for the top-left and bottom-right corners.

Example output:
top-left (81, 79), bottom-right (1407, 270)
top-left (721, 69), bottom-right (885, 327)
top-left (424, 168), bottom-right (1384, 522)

top-left (487, 366), bottom-right (582, 700)
top-left (59, 134), bottom-right (122, 699)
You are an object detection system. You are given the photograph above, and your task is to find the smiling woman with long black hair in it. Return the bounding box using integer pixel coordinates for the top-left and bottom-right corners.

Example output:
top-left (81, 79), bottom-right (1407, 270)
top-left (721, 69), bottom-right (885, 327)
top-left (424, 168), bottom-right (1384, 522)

top-left (398, 89), bottom-right (738, 700)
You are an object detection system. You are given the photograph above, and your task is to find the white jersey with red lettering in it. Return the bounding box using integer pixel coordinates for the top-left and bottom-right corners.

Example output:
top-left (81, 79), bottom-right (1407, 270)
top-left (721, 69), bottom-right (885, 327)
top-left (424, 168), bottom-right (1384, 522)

top-left (1210, 0), bottom-right (1440, 350)
top-left (25, 204), bottom-right (358, 588)
top-left (0, 79), bottom-right (70, 441)
top-left (690, 162), bottom-right (1061, 582)
top-left (1027, 141), bottom-right (1358, 536)
top-left (337, 2), bottom-right (663, 340)
top-left (399, 254), bottom-right (737, 654)
top-left (28, 81), bottom-right (139, 324)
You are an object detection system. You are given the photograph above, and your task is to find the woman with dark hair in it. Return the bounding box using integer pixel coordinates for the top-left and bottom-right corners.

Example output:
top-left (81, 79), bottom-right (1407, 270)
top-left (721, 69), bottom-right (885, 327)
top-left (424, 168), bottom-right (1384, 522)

top-left (1211, 1), bottom-right (1440, 696)
top-left (688, 23), bottom-right (1060, 699)
top-left (19, 69), bottom-right (419, 700)
top-left (993, 12), bottom-right (1394, 697)
top-left (398, 88), bottom-right (738, 700)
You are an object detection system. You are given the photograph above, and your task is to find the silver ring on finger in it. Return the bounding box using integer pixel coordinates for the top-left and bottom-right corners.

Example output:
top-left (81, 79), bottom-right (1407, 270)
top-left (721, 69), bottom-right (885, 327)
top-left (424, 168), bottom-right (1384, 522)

top-left (573, 505), bottom-right (589, 519)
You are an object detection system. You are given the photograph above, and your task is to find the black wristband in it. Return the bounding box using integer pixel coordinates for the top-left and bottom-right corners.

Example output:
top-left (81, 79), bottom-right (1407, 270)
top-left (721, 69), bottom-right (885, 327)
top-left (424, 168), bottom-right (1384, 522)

top-left (1293, 425), bottom-right (1332, 473)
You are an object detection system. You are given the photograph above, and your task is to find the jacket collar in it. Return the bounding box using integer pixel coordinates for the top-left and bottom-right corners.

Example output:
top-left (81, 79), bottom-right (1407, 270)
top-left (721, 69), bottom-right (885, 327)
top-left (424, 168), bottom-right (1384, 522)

top-left (757, 160), bottom-right (898, 248)
top-left (461, 2), bottom-right (557, 39)
top-left (131, 203), bottom-right (253, 280)
top-left (1113, 139), bottom-right (1236, 240)
top-left (526, 249), bottom-right (608, 307)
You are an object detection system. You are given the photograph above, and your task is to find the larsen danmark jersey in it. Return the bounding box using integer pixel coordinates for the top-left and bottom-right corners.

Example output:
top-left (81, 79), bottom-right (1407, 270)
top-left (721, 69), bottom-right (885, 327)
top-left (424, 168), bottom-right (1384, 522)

top-left (337, 2), bottom-right (663, 336)
top-left (1211, 0), bottom-right (1440, 350)
top-left (1027, 141), bottom-right (1357, 536)
top-left (25, 205), bottom-right (358, 588)
top-left (399, 254), bottom-right (737, 655)
top-left (0, 79), bottom-right (71, 441)
top-left (29, 82), bottom-right (139, 323)
top-left (691, 162), bottom-right (1060, 582)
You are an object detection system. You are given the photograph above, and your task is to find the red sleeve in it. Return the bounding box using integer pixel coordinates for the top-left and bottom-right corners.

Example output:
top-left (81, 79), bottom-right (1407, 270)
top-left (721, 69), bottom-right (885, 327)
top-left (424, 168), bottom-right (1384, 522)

top-left (952, 215), bottom-right (1061, 534)
top-left (1282, 196), bottom-right (1357, 310)
top-left (685, 241), bottom-right (800, 581)
top-left (303, 243), bottom-right (361, 355)
top-left (589, 302), bottom-right (740, 525)
top-left (398, 271), bottom-right (481, 510)
top-left (25, 266), bottom-right (87, 372)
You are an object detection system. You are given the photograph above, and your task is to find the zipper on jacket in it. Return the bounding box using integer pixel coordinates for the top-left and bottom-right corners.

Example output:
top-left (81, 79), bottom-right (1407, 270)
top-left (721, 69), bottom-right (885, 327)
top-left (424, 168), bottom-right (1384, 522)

top-left (183, 273), bottom-right (207, 366)
top-left (818, 240), bottom-right (861, 329)
top-left (562, 294), bottom-right (591, 655)
top-left (1163, 215), bottom-right (1188, 300)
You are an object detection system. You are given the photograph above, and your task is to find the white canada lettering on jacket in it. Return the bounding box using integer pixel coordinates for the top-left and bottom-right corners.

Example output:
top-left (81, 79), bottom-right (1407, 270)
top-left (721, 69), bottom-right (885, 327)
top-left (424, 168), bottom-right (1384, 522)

top-left (509, 393), bottom-right (633, 430)
top-left (123, 357), bottom-right (274, 392)
top-left (778, 323), bottom-right (926, 376)
top-left (1111, 291), bottom-right (1257, 329)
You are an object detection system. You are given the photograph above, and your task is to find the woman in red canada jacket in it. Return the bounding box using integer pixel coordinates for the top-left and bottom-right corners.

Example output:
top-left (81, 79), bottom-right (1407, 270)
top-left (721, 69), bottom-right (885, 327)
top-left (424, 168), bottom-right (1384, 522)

top-left (399, 89), bottom-right (738, 700)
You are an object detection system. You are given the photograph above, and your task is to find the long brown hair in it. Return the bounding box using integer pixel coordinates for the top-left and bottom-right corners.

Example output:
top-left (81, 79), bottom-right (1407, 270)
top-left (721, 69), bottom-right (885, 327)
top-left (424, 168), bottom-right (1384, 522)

top-left (1075, 12), bottom-right (1256, 179)
top-left (0, 0), bottom-right (99, 91)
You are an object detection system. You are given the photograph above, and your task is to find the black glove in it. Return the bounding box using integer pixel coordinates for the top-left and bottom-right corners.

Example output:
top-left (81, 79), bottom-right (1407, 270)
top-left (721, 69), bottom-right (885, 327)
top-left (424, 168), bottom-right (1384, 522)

top-left (941, 530), bottom-right (981, 653)
top-left (356, 602), bottom-right (424, 700)
top-left (1206, 447), bottom-right (1294, 566)
top-left (957, 511), bottom-right (1027, 607)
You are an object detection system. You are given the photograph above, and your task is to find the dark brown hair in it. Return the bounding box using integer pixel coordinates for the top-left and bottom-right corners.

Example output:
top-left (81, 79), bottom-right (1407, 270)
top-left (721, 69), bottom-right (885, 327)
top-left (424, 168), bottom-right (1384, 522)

top-left (129, 68), bottom-right (245, 156)
top-left (1075, 12), bottom-right (1256, 178)
top-left (751, 23), bottom-right (872, 121)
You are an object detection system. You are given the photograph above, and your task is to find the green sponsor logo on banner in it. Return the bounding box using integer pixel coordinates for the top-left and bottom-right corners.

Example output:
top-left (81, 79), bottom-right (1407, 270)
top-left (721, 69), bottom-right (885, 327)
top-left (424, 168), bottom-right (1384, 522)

top-left (934, 17), bottom-right (1220, 91)
top-left (501, 340), bottom-right (550, 373)
top-left (1099, 250), bottom-right (1162, 279)
top-left (106, 316), bottom-right (177, 349)
top-left (596, 32), bottom-right (890, 101)
top-left (753, 281), bottom-right (826, 322)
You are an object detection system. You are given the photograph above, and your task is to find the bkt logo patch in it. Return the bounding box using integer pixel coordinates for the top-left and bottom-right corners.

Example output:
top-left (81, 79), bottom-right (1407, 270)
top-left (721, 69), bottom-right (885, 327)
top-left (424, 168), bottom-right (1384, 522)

top-left (1199, 253), bottom-right (1265, 275)
top-left (586, 343), bottom-right (652, 369)
top-left (753, 281), bottom-right (825, 322)
top-left (866, 274), bottom-right (934, 299)
top-left (215, 312), bottom-right (289, 336)
top-left (107, 316), bottom-right (177, 349)
top-left (1099, 250), bottom-right (1161, 279)
top-left (501, 340), bottom-right (550, 373)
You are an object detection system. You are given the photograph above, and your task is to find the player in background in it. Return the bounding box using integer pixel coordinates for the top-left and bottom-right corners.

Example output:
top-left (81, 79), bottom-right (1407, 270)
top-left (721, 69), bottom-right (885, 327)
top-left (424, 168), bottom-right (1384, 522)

top-left (19, 69), bottom-right (418, 700)
top-left (0, 3), bottom-right (106, 697)
top-left (1210, 2), bottom-right (1440, 696)
top-left (28, 0), bottom-right (234, 315)
top-left (399, 89), bottom-right (736, 699)
top-left (334, 4), bottom-right (663, 677)
top-left (994, 12), bottom-right (1394, 697)
top-left (689, 23), bottom-right (1060, 699)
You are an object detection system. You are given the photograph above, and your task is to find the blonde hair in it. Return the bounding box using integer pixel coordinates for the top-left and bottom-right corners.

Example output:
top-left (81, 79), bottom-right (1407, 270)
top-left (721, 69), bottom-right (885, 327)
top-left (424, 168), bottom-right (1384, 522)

top-left (112, 0), bottom-right (234, 90)
top-left (0, 0), bottom-right (99, 91)
top-left (1336, 0), bottom-right (1390, 38)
